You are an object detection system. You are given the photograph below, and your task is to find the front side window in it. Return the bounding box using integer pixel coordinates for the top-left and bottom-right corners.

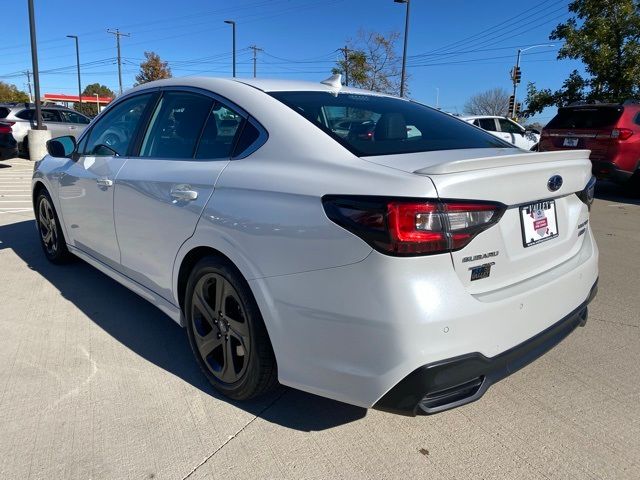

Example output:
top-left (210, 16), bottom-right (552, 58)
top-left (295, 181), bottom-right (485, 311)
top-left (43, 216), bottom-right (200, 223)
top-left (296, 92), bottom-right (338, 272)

top-left (83, 93), bottom-right (154, 156)
top-left (61, 110), bottom-right (90, 124)
top-left (195, 104), bottom-right (243, 159)
top-left (498, 118), bottom-right (523, 134)
top-left (270, 91), bottom-right (509, 156)
top-left (141, 91), bottom-right (214, 159)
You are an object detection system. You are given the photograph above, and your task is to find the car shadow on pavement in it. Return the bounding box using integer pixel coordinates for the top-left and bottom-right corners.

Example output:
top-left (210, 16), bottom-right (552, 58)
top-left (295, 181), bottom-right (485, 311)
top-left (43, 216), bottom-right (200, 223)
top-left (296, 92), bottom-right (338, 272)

top-left (0, 219), bottom-right (367, 431)
top-left (595, 180), bottom-right (640, 206)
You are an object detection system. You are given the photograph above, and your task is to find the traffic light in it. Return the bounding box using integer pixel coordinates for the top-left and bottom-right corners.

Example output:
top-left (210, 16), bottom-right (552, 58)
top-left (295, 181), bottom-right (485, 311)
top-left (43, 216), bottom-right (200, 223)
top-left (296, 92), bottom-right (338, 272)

top-left (508, 95), bottom-right (515, 114)
top-left (511, 66), bottom-right (522, 84)
top-left (515, 102), bottom-right (522, 116)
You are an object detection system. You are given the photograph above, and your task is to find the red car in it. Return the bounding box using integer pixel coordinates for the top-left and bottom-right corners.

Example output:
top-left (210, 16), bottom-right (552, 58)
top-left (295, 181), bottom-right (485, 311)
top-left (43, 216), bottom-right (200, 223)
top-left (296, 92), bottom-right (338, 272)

top-left (539, 102), bottom-right (640, 187)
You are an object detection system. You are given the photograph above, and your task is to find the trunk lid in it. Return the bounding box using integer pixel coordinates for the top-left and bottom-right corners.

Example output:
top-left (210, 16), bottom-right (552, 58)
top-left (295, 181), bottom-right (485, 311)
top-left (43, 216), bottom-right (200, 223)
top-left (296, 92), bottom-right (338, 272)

top-left (363, 148), bottom-right (593, 294)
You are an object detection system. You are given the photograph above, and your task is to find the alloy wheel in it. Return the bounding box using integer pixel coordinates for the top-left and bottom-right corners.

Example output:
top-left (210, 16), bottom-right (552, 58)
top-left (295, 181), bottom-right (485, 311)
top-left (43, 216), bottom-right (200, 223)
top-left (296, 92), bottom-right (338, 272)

top-left (38, 197), bottom-right (58, 255)
top-left (191, 273), bottom-right (251, 384)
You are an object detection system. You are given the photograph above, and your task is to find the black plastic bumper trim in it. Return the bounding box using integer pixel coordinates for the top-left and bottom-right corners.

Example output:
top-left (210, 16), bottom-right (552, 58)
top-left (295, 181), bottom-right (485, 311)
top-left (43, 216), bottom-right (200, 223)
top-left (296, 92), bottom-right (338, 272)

top-left (374, 279), bottom-right (599, 416)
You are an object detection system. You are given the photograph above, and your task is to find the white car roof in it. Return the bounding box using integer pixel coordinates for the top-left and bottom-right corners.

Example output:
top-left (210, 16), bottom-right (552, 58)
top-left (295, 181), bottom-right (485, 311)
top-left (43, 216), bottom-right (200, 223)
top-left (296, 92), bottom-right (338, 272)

top-left (460, 115), bottom-right (504, 120)
top-left (128, 76), bottom-right (393, 97)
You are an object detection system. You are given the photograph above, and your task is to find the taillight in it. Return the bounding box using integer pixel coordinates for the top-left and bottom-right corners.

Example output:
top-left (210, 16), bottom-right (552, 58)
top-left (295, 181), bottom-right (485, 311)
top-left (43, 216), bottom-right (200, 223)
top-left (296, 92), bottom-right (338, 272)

top-left (0, 122), bottom-right (14, 134)
top-left (323, 196), bottom-right (505, 256)
top-left (611, 128), bottom-right (633, 140)
top-left (576, 176), bottom-right (596, 210)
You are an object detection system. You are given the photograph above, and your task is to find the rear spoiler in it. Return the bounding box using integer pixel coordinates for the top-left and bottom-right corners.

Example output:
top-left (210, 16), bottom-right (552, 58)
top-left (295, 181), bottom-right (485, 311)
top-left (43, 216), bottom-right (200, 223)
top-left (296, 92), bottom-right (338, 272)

top-left (414, 150), bottom-right (591, 175)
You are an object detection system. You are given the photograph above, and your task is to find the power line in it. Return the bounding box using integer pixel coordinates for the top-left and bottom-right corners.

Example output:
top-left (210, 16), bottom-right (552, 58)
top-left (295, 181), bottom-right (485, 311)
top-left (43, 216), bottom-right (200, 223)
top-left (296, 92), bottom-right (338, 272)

top-left (249, 45), bottom-right (264, 77)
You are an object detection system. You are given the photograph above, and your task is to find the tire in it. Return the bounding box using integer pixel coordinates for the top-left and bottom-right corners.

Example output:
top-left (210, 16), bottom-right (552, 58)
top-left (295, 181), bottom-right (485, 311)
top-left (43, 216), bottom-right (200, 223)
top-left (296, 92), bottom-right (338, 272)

top-left (184, 256), bottom-right (278, 400)
top-left (35, 190), bottom-right (72, 264)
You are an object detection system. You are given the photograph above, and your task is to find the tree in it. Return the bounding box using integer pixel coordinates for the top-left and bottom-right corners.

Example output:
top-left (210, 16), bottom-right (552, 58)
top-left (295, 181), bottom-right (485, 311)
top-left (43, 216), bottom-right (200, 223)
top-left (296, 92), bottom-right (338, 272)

top-left (0, 81), bottom-right (29, 103)
top-left (463, 88), bottom-right (510, 116)
top-left (525, 0), bottom-right (640, 115)
top-left (332, 30), bottom-right (408, 95)
top-left (74, 83), bottom-right (115, 117)
top-left (135, 51), bottom-right (172, 86)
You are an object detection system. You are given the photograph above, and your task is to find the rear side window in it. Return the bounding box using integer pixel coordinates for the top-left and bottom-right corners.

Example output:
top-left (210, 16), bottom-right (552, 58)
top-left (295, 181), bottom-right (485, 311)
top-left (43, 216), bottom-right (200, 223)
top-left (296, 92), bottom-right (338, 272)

top-left (83, 93), bottom-right (154, 156)
top-left (232, 120), bottom-right (261, 157)
top-left (270, 91), bottom-right (509, 156)
top-left (140, 91), bottom-right (214, 159)
top-left (546, 107), bottom-right (623, 129)
top-left (16, 109), bottom-right (34, 120)
top-left (195, 104), bottom-right (243, 159)
top-left (0, 107), bottom-right (9, 119)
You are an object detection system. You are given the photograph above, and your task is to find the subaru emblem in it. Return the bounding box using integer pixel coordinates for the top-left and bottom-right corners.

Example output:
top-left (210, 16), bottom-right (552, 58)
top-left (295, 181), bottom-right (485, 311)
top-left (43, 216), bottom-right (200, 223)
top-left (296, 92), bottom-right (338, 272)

top-left (547, 175), bottom-right (563, 192)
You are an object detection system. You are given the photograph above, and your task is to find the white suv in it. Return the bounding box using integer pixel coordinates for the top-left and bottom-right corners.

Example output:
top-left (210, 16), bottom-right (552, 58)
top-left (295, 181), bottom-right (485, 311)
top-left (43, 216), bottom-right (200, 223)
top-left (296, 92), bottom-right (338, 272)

top-left (462, 115), bottom-right (540, 151)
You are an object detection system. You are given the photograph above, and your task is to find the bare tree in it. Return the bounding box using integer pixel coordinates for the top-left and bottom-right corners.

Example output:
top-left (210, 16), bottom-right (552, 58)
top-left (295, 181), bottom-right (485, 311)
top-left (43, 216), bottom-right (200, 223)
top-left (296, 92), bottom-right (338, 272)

top-left (333, 30), bottom-right (408, 95)
top-left (463, 88), bottom-right (510, 116)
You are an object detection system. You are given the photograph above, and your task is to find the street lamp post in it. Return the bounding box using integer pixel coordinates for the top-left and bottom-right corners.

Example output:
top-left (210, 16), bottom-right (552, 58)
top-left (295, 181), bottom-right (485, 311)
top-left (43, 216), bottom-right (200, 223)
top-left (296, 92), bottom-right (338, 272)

top-left (394, 0), bottom-right (410, 97)
top-left (95, 94), bottom-right (100, 114)
top-left (27, 0), bottom-right (42, 129)
top-left (224, 20), bottom-right (236, 77)
top-left (67, 35), bottom-right (82, 107)
top-left (511, 44), bottom-right (555, 118)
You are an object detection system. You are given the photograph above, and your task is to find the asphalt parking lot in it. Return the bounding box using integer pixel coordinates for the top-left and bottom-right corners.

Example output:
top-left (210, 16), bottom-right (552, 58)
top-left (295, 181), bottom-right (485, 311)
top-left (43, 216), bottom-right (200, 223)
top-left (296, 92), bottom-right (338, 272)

top-left (0, 157), bottom-right (639, 480)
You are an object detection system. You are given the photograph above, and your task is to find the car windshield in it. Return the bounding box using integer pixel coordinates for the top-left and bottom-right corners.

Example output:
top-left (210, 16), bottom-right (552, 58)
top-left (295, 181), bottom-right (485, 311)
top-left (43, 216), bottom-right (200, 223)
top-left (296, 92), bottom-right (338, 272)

top-left (546, 106), bottom-right (624, 130)
top-left (269, 91), bottom-right (510, 156)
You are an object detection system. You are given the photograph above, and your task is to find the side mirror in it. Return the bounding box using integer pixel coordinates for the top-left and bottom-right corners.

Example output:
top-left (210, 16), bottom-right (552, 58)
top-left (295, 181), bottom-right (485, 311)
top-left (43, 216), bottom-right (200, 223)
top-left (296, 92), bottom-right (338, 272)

top-left (46, 135), bottom-right (76, 158)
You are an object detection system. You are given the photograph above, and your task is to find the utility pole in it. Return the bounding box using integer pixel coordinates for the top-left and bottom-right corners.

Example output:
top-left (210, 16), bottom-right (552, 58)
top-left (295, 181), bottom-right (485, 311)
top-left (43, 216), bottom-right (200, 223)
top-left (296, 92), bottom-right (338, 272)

top-left (27, 0), bottom-right (43, 129)
top-left (224, 20), bottom-right (236, 77)
top-left (24, 70), bottom-right (33, 103)
top-left (67, 35), bottom-right (82, 106)
top-left (249, 45), bottom-right (263, 78)
top-left (107, 28), bottom-right (130, 95)
top-left (338, 46), bottom-right (349, 86)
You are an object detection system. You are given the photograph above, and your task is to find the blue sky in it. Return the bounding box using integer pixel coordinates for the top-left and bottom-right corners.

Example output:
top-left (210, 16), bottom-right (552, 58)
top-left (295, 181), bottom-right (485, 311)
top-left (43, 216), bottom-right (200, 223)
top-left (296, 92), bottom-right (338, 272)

top-left (1, 0), bottom-right (582, 123)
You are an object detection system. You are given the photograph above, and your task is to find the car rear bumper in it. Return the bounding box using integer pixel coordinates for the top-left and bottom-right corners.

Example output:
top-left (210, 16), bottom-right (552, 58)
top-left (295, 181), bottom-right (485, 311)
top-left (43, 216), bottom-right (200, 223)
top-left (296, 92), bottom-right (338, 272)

top-left (249, 222), bottom-right (599, 411)
top-left (373, 279), bottom-right (598, 416)
top-left (0, 134), bottom-right (18, 160)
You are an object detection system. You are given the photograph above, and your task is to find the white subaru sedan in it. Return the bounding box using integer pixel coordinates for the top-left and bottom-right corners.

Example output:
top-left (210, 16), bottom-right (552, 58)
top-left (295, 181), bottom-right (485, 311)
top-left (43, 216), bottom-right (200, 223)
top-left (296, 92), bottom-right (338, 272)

top-left (32, 77), bottom-right (598, 415)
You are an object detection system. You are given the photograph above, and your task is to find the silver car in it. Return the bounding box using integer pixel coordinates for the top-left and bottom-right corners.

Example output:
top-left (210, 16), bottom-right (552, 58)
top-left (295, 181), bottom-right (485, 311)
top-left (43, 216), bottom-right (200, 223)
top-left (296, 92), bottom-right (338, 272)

top-left (0, 104), bottom-right (90, 156)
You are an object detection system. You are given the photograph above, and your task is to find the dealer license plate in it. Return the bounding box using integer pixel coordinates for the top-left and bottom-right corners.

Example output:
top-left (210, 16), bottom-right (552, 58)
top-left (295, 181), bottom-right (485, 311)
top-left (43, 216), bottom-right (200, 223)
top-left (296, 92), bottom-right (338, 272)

top-left (520, 200), bottom-right (559, 247)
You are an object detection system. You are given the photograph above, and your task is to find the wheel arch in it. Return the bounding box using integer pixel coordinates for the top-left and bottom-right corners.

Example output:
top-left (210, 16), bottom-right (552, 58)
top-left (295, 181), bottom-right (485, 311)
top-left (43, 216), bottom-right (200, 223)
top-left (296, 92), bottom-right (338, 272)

top-left (32, 180), bottom-right (47, 209)
top-left (176, 245), bottom-right (244, 314)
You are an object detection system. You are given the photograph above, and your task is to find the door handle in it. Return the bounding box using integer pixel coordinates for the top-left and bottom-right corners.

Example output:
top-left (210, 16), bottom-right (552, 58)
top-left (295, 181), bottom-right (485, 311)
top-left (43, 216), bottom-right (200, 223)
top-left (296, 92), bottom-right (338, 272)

top-left (96, 178), bottom-right (113, 188)
top-left (170, 185), bottom-right (198, 202)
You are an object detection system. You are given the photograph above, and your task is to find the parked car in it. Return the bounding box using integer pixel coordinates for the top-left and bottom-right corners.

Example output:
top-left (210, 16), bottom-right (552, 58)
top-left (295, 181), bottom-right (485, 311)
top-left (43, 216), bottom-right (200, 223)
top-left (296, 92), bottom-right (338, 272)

top-left (0, 104), bottom-right (90, 157)
top-left (539, 102), bottom-right (640, 187)
top-left (0, 109), bottom-right (18, 160)
top-left (462, 115), bottom-right (540, 150)
top-left (33, 77), bottom-right (598, 416)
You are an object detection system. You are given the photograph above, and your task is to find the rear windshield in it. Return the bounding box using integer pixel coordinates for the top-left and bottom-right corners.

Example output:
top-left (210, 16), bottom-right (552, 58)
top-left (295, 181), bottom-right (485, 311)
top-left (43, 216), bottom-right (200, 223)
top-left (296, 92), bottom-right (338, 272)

top-left (269, 91), bottom-right (510, 156)
top-left (546, 107), bottom-right (623, 130)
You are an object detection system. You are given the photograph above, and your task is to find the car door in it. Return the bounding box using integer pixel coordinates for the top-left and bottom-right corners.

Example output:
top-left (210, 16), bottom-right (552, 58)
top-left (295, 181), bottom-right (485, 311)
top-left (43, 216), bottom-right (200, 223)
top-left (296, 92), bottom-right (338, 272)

top-left (60, 110), bottom-right (91, 139)
top-left (57, 92), bottom-right (157, 269)
top-left (113, 89), bottom-right (244, 301)
top-left (474, 117), bottom-right (503, 142)
top-left (41, 109), bottom-right (69, 138)
top-left (497, 117), bottom-right (528, 148)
